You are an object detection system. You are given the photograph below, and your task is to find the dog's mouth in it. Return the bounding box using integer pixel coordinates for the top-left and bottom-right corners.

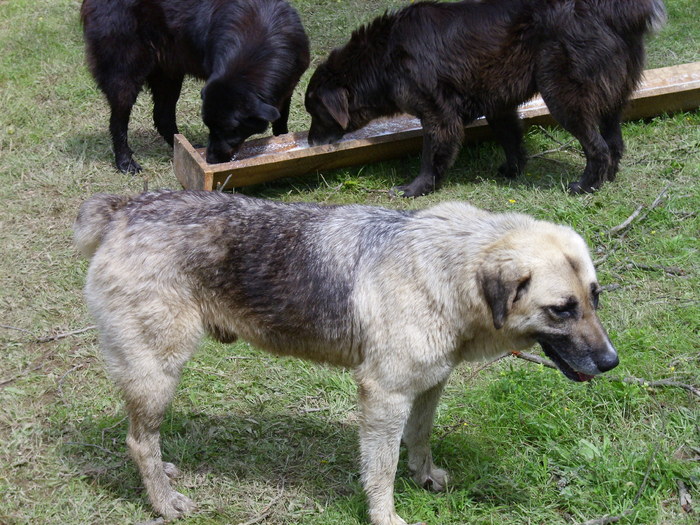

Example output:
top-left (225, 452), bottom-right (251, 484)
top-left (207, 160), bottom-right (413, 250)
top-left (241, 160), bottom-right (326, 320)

top-left (538, 340), bottom-right (594, 382)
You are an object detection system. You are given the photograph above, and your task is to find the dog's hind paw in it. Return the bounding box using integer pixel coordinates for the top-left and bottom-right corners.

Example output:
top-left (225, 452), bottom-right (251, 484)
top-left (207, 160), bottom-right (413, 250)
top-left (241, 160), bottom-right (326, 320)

top-left (162, 462), bottom-right (181, 479)
top-left (497, 161), bottom-right (521, 179)
top-left (116, 157), bottom-right (142, 174)
top-left (568, 180), bottom-right (598, 194)
top-left (414, 467), bottom-right (449, 492)
top-left (155, 490), bottom-right (196, 520)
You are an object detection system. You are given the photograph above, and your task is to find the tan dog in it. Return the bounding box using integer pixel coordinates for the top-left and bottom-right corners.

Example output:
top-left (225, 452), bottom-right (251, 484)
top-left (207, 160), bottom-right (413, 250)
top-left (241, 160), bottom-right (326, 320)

top-left (75, 191), bottom-right (618, 525)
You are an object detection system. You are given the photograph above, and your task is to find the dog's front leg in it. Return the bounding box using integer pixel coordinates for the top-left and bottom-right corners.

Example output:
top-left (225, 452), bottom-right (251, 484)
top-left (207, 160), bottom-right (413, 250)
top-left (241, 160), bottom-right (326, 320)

top-left (403, 381), bottom-right (448, 492)
top-left (272, 96), bottom-right (292, 135)
top-left (357, 383), bottom-right (416, 525)
top-left (392, 121), bottom-right (463, 197)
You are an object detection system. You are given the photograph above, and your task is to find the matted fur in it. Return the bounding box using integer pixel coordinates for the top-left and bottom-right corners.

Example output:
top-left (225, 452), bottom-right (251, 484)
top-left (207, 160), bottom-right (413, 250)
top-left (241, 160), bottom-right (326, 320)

top-left (75, 190), bottom-right (619, 525)
top-left (305, 0), bottom-right (666, 197)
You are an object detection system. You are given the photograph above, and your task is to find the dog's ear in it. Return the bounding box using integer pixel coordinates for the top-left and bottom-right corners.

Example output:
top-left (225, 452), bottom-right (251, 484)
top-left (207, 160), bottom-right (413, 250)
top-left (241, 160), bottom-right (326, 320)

top-left (479, 265), bottom-right (531, 329)
top-left (320, 87), bottom-right (350, 129)
top-left (254, 99), bottom-right (281, 123)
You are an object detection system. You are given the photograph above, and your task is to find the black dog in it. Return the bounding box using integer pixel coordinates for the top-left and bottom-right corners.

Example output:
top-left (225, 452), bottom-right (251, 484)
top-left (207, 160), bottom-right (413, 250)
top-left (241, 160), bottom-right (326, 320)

top-left (305, 0), bottom-right (665, 196)
top-left (81, 0), bottom-right (310, 173)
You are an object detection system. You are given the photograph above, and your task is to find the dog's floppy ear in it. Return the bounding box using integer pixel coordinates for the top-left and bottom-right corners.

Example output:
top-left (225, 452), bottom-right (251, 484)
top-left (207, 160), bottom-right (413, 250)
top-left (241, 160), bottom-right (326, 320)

top-left (254, 99), bottom-right (281, 123)
top-left (479, 265), bottom-right (531, 329)
top-left (320, 87), bottom-right (350, 129)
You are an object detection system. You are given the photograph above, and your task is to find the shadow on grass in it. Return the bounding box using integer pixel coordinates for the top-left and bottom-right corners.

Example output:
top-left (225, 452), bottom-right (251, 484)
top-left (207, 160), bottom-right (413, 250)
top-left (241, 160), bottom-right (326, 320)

top-left (59, 408), bottom-right (533, 516)
top-left (63, 129), bottom-right (187, 169)
top-left (236, 141), bottom-right (582, 201)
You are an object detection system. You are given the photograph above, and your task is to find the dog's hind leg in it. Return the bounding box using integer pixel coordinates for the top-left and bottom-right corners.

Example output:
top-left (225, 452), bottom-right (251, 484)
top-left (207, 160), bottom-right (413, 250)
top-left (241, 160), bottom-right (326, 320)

top-left (486, 109), bottom-right (527, 179)
top-left (271, 96), bottom-right (292, 136)
top-left (543, 99), bottom-right (613, 194)
top-left (101, 315), bottom-right (201, 519)
top-left (148, 69), bottom-right (184, 147)
top-left (392, 120), bottom-right (464, 198)
top-left (121, 352), bottom-right (198, 519)
top-left (357, 382), bottom-right (414, 525)
top-left (600, 110), bottom-right (624, 182)
top-left (105, 82), bottom-right (144, 174)
top-left (92, 43), bottom-right (150, 174)
top-left (402, 381), bottom-right (448, 492)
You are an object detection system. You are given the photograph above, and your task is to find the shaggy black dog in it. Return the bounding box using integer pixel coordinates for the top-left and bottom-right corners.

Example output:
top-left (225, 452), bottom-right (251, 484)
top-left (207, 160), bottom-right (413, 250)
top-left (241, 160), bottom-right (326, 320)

top-left (81, 0), bottom-right (309, 172)
top-left (305, 0), bottom-right (665, 196)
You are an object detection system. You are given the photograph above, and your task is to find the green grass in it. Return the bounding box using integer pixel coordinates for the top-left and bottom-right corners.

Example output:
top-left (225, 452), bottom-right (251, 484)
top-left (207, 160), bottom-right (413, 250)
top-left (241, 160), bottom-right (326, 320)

top-left (0, 0), bottom-right (698, 524)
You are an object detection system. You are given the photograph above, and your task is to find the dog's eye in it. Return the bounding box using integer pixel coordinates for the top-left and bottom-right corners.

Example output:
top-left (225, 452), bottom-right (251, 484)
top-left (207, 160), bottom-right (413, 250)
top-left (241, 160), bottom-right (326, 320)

top-left (591, 284), bottom-right (601, 310)
top-left (548, 301), bottom-right (578, 319)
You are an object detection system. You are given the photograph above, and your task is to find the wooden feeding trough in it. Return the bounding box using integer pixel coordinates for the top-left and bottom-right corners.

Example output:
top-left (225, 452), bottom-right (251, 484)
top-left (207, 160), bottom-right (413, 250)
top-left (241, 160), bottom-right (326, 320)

top-left (174, 61), bottom-right (700, 191)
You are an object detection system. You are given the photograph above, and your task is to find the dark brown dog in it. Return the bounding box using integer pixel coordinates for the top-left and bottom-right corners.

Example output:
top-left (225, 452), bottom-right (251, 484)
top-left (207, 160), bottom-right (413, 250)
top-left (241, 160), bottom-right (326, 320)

top-left (305, 0), bottom-right (665, 196)
top-left (81, 0), bottom-right (309, 173)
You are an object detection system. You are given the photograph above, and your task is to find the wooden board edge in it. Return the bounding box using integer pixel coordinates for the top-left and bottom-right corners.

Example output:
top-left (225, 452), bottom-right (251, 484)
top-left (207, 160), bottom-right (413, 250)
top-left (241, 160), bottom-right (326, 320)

top-left (173, 134), bottom-right (211, 190)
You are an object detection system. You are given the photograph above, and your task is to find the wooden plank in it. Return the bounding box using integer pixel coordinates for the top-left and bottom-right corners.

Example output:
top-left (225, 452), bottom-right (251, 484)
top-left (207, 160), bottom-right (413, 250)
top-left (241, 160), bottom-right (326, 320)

top-left (173, 134), bottom-right (212, 191)
top-left (173, 62), bottom-right (700, 191)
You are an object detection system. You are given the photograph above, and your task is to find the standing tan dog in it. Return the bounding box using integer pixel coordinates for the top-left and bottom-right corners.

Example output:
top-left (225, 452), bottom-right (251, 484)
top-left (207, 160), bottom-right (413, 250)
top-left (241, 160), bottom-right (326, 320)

top-left (75, 191), bottom-right (619, 525)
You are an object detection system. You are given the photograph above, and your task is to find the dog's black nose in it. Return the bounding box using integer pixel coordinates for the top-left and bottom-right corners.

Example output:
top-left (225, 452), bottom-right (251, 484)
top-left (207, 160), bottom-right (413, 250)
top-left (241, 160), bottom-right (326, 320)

top-left (595, 349), bottom-right (619, 372)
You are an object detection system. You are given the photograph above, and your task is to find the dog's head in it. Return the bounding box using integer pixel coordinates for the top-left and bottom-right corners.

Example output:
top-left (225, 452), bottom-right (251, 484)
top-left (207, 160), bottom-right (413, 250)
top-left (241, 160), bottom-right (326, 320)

top-left (305, 62), bottom-right (353, 146)
top-left (201, 78), bottom-right (280, 164)
top-left (478, 224), bottom-right (619, 382)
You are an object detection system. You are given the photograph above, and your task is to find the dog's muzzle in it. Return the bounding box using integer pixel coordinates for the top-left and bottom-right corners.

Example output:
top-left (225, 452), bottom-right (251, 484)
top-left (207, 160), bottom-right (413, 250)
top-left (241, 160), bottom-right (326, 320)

top-left (539, 339), bottom-right (619, 382)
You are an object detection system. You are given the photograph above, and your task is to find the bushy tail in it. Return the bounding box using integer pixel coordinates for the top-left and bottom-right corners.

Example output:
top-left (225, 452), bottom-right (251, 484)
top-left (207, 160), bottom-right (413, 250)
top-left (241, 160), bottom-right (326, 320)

top-left (73, 193), bottom-right (130, 258)
top-left (605, 0), bottom-right (667, 35)
top-left (649, 0), bottom-right (668, 33)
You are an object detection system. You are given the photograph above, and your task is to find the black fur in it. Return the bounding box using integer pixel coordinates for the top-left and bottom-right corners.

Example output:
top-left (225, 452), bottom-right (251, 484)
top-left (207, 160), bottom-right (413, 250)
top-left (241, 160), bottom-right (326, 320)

top-left (81, 0), bottom-right (310, 172)
top-left (305, 0), bottom-right (665, 196)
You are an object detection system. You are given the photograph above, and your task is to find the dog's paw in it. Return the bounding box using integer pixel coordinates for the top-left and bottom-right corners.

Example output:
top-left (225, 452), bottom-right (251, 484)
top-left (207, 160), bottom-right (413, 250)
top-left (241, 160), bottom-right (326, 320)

top-left (497, 161), bottom-right (521, 179)
top-left (162, 462), bottom-right (181, 479)
top-left (116, 157), bottom-right (142, 174)
top-left (414, 468), bottom-right (449, 492)
top-left (155, 490), bottom-right (196, 520)
top-left (390, 182), bottom-right (434, 198)
top-left (567, 180), bottom-right (597, 194)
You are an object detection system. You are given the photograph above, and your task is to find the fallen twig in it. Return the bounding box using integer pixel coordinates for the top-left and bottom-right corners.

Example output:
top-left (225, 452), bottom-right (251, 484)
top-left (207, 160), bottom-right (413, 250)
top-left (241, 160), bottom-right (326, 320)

top-left (36, 325), bottom-right (96, 343)
top-left (607, 183), bottom-right (670, 236)
top-left (465, 354), bottom-right (509, 382)
top-left (511, 352), bottom-right (700, 398)
top-left (578, 511), bottom-right (631, 525)
top-left (217, 173), bottom-right (234, 192)
top-left (529, 139), bottom-right (577, 159)
top-left (535, 126), bottom-right (583, 154)
top-left (0, 323), bottom-right (96, 343)
top-left (511, 351), bottom-right (557, 370)
top-left (616, 376), bottom-right (700, 398)
top-left (621, 261), bottom-right (686, 277)
top-left (608, 205), bottom-right (644, 235)
top-left (0, 324), bottom-right (35, 336)
top-left (595, 184), bottom-right (672, 267)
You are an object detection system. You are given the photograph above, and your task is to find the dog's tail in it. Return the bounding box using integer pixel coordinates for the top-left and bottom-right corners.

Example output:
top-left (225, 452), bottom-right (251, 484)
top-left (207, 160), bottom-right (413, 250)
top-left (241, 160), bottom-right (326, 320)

top-left (74, 193), bottom-right (130, 258)
top-left (606, 0), bottom-right (667, 35)
top-left (647, 0), bottom-right (668, 34)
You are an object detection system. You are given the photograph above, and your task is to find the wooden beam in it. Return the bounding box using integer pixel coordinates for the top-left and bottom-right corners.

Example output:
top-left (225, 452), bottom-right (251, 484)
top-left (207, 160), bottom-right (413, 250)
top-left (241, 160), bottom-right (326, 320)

top-left (174, 61), bottom-right (700, 191)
